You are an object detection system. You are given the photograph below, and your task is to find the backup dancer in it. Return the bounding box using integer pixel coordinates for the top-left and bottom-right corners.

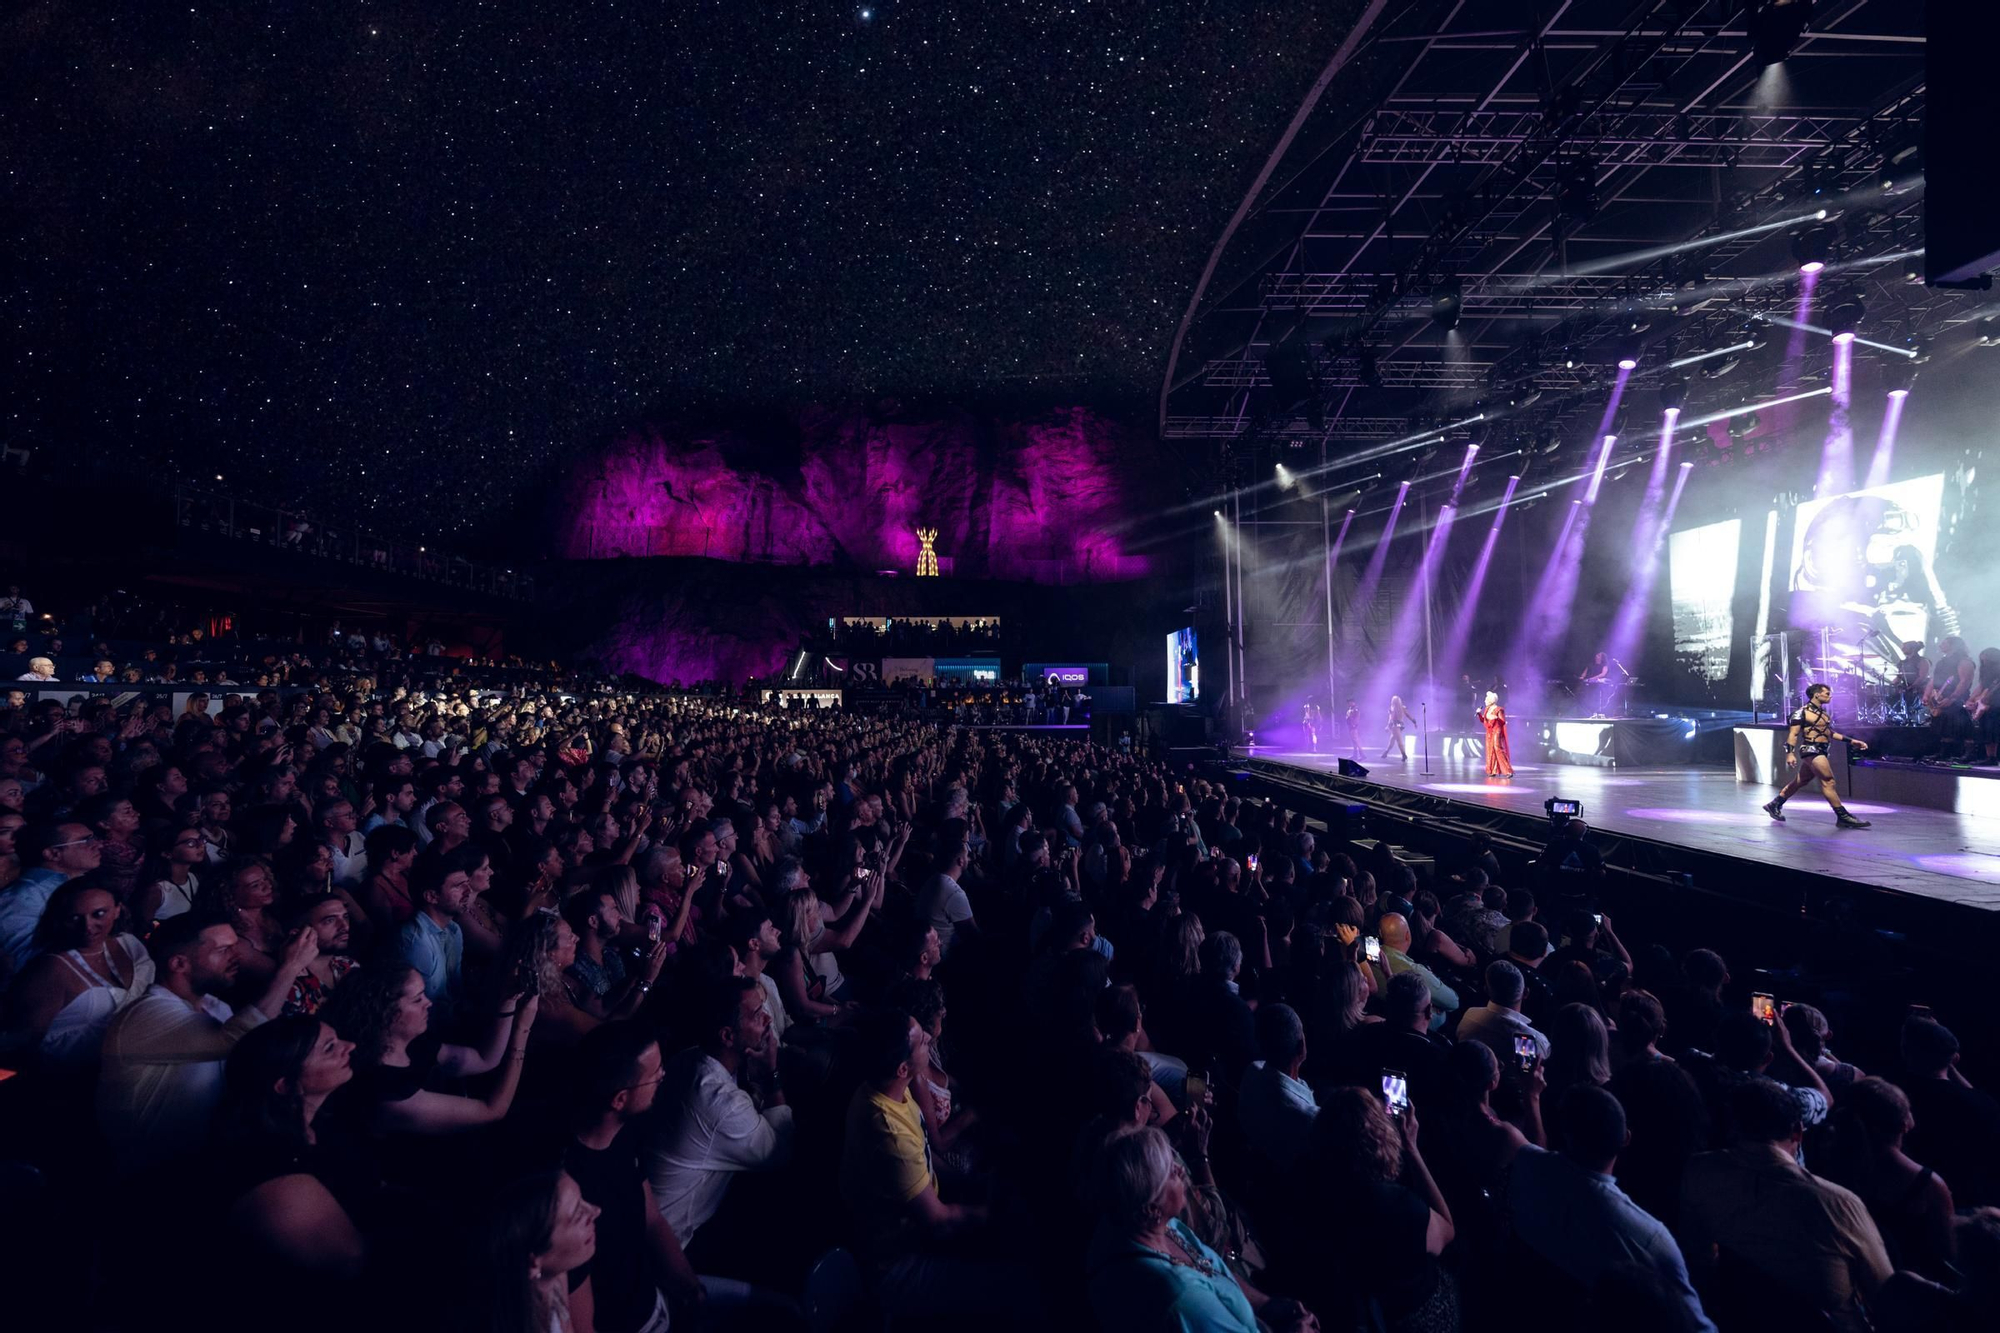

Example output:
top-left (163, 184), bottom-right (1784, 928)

top-left (1764, 682), bottom-right (1873, 828)
top-left (1382, 695), bottom-right (1412, 760)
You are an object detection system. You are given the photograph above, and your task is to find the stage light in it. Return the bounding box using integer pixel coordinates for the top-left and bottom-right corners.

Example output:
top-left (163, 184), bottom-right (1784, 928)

top-left (1618, 355), bottom-right (1638, 370)
top-left (1748, 0), bottom-right (1815, 68)
top-left (1680, 461), bottom-right (1695, 470)
top-left (1977, 316), bottom-right (2000, 348)
top-left (1791, 223), bottom-right (1834, 273)
top-left (1826, 293), bottom-right (1865, 344)
top-left (1430, 279), bottom-right (1463, 332)
top-left (1883, 358), bottom-right (1918, 397)
top-left (1658, 378), bottom-right (1689, 412)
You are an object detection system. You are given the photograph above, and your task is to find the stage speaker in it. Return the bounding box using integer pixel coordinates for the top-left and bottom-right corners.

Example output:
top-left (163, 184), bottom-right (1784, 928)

top-left (1338, 758), bottom-right (1370, 778)
top-left (1926, 8), bottom-right (2000, 286)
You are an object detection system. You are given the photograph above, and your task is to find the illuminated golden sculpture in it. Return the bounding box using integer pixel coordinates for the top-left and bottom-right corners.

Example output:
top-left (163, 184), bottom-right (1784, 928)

top-left (915, 527), bottom-right (939, 577)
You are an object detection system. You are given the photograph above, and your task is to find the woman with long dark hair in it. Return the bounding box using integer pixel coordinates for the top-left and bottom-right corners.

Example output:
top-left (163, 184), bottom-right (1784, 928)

top-left (214, 1016), bottom-right (368, 1286)
top-left (5, 882), bottom-right (154, 1067)
top-left (474, 1171), bottom-right (600, 1333)
top-left (320, 963), bottom-right (536, 1135)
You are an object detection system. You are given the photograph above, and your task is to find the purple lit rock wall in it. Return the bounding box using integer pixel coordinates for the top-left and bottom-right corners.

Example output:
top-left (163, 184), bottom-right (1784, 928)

top-left (554, 406), bottom-right (1160, 584)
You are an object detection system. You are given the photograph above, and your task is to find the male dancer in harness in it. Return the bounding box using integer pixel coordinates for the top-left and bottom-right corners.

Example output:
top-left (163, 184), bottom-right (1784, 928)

top-left (1764, 682), bottom-right (1872, 828)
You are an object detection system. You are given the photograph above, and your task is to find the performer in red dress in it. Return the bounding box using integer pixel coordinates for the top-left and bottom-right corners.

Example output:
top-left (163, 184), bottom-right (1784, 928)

top-left (1478, 691), bottom-right (1514, 778)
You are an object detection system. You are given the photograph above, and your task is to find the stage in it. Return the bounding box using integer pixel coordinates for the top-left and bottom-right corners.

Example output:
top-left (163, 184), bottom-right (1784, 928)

top-left (1235, 747), bottom-right (2000, 916)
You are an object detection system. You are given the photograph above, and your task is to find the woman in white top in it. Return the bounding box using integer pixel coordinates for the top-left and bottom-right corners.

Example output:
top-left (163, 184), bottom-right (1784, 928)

top-left (5, 883), bottom-right (155, 1067)
top-left (134, 823), bottom-right (209, 925)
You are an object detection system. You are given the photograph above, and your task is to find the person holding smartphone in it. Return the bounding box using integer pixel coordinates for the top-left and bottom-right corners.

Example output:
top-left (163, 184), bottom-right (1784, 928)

top-left (1281, 1087), bottom-right (1454, 1327)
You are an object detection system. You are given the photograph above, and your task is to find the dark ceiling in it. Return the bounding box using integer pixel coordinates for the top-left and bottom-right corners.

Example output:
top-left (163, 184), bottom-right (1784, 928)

top-left (1163, 1), bottom-right (1976, 483)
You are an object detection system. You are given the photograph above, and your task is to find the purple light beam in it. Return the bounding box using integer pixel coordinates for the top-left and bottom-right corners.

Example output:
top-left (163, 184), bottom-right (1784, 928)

top-left (1863, 384), bottom-right (1908, 489)
top-left (1601, 410), bottom-right (1680, 670)
top-left (1368, 473), bottom-right (1469, 705)
top-left (1504, 369), bottom-right (1628, 714)
top-left (1337, 479), bottom-right (1411, 681)
top-left (1435, 473), bottom-right (1520, 696)
top-left (1813, 335), bottom-right (1855, 497)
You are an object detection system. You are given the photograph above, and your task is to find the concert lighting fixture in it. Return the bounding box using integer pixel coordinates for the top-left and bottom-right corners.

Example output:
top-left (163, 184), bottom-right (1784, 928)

top-left (1883, 358), bottom-right (1917, 397)
top-left (1825, 293), bottom-right (1865, 345)
top-left (1680, 461), bottom-right (1695, 469)
top-left (1430, 279), bottom-right (1464, 332)
top-left (1748, 0), bottom-right (1815, 69)
top-left (1977, 316), bottom-right (2000, 349)
top-left (1657, 378), bottom-right (1689, 412)
top-left (1790, 223), bottom-right (1834, 273)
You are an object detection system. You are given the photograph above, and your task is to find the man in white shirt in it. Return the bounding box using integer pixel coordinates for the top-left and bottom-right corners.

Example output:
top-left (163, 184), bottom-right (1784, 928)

top-left (1237, 1003), bottom-right (1319, 1172)
top-left (99, 916), bottom-right (317, 1172)
top-left (649, 976), bottom-right (792, 1256)
top-left (916, 839), bottom-right (974, 956)
top-left (1455, 959), bottom-right (1551, 1065)
top-left (1511, 1085), bottom-right (1715, 1332)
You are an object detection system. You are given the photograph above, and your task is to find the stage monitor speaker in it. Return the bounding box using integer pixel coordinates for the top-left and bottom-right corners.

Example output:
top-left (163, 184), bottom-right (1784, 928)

top-left (1926, 8), bottom-right (2000, 286)
top-left (1338, 758), bottom-right (1370, 778)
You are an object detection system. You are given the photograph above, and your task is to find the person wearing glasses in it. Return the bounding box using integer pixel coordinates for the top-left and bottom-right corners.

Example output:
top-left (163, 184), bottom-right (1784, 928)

top-left (0, 820), bottom-right (103, 981)
top-left (135, 823), bottom-right (210, 926)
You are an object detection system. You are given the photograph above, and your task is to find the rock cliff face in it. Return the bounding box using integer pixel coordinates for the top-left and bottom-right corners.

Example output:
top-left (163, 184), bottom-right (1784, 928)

top-left (552, 405), bottom-right (1160, 583)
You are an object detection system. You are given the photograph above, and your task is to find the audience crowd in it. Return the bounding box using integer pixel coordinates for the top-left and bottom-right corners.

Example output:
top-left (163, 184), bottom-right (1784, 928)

top-left (2, 657), bottom-right (1998, 1333)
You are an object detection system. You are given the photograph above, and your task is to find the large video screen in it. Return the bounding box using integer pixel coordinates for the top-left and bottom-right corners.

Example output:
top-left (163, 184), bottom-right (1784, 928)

top-left (1167, 628), bottom-right (1199, 703)
top-left (1788, 474), bottom-right (1948, 661)
top-left (1669, 519), bottom-right (1741, 682)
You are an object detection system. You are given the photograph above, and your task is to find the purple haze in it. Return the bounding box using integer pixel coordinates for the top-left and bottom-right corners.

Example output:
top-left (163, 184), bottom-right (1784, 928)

top-left (1435, 474), bottom-right (1520, 697)
top-left (1814, 336), bottom-right (1855, 497)
top-left (1864, 389), bottom-right (1908, 489)
top-left (1602, 410), bottom-right (1681, 670)
top-left (555, 406), bottom-right (1157, 583)
top-left (1338, 480), bottom-right (1412, 672)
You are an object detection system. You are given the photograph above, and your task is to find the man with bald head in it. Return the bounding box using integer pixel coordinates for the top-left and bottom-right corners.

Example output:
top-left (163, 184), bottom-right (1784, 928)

top-left (1379, 911), bottom-right (1458, 1033)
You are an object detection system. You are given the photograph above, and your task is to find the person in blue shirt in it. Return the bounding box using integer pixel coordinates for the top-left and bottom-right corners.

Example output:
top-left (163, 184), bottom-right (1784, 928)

top-left (0, 821), bottom-right (103, 982)
top-left (1510, 1085), bottom-right (1716, 1333)
top-left (394, 856), bottom-right (467, 1023)
top-left (1087, 1125), bottom-right (1316, 1333)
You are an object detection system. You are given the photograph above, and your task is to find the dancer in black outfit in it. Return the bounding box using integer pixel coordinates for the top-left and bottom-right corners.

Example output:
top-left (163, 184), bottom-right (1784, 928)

top-left (1764, 683), bottom-right (1873, 828)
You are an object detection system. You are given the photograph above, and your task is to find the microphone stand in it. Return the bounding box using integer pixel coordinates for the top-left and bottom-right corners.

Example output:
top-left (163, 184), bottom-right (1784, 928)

top-left (1421, 699), bottom-right (1431, 775)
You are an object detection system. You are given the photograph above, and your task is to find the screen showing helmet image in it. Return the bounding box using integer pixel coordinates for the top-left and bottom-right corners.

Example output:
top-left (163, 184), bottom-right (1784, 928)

top-left (1788, 474), bottom-right (1950, 680)
top-left (1167, 627), bottom-right (1199, 704)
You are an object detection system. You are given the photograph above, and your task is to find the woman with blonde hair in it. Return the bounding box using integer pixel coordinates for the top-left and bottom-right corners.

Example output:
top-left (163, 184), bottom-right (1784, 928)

top-left (1382, 696), bottom-right (1412, 760)
top-left (1086, 1126), bottom-right (1316, 1333)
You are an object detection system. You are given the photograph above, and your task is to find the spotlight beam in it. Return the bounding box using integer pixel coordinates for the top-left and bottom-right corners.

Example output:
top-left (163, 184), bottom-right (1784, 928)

top-left (1674, 386), bottom-right (1832, 432)
top-left (1753, 312), bottom-right (1919, 358)
top-left (1435, 475), bottom-right (1520, 699)
top-left (1667, 340), bottom-right (1757, 370)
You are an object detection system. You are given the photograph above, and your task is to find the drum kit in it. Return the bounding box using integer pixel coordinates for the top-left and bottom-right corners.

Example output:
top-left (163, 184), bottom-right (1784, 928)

top-left (1796, 627), bottom-right (1922, 725)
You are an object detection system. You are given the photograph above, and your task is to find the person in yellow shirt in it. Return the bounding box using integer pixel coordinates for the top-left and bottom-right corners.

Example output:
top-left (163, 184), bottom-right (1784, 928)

top-left (839, 1009), bottom-right (1040, 1319)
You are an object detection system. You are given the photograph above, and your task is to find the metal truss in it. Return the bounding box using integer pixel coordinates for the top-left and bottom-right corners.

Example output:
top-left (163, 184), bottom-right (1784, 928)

top-left (1196, 355), bottom-right (1600, 392)
top-left (1163, 3), bottom-right (1951, 450)
top-left (1356, 107), bottom-right (1879, 170)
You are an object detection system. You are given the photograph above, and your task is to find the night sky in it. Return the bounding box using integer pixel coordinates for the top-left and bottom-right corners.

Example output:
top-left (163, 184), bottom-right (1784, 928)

top-left (5, 2), bottom-right (1358, 541)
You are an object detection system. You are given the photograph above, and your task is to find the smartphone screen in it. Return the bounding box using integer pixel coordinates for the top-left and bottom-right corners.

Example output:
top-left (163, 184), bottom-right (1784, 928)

top-left (1185, 1073), bottom-right (1207, 1106)
top-left (1381, 1068), bottom-right (1410, 1117)
top-left (1513, 1033), bottom-right (1538, 1073)
top-left (1246, 853), bottom-right (1260, 872)
top-left (1751, 992), bottom-right (1777, 1025)
top-left (1364, 935), bottom-right (1382, 963)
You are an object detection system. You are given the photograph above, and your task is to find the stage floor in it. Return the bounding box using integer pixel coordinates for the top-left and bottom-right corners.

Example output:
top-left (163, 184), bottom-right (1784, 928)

top-left (1245, 748), bottom-right (2000, 913)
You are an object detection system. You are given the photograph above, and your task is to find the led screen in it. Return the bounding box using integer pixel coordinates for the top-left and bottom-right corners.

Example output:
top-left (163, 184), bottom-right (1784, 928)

top-left (1669, 519), bottom-right (1741, 683)
top-left (1167, 628), bottom-right (1199, 704)
top-left (1788, 474), bottom-right (1947, 666)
